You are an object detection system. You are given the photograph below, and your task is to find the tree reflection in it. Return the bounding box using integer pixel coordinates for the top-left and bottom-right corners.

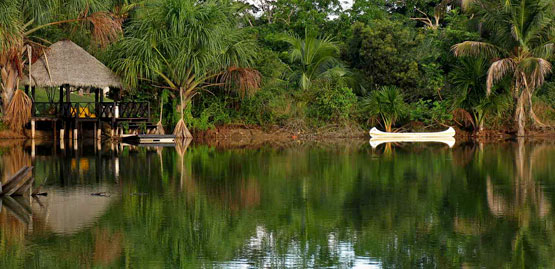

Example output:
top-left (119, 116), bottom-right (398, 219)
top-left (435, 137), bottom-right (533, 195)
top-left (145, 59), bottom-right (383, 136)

top-left (0, 140), bottom-right (553, 267)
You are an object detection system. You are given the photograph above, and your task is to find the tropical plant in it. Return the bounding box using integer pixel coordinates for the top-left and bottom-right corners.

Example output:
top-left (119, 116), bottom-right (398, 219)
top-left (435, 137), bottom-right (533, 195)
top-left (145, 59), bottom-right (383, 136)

top-left (4, 89), bottom-right (32, 133)
top-left (364, 86), bottom-right (407, 132)
top-left (452, 0), bottom-right (555, 136)
top-left (449, 57), bottom-right (489, 130)
top-left (110, 0), bottom-right (260, 138)
top-left (280, 30), bottom-right (346, 90)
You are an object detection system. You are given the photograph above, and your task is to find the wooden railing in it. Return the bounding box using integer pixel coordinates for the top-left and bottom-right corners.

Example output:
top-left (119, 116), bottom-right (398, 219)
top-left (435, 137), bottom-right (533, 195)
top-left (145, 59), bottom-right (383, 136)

top-left (33, 102), bottom-right (150, 120)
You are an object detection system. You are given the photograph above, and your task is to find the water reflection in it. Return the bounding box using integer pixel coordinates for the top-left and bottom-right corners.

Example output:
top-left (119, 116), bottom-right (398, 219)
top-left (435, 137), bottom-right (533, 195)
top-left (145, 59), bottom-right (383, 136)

top-left (0, 139), bottom-right (553, 267)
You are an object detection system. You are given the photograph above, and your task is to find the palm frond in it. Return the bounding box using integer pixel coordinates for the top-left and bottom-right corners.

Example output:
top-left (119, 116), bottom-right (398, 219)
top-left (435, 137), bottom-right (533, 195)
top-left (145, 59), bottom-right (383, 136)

top-left (520, 57), bottom-right (552, 91)
top-left (487, 58), bottom-right (515, 95)
top-left (3, 89), bottom-right (32, 133)
top-left (86, 11), bottom-right (123, 47)
top-left (218, 67), bottom-right (261, 98)
top-left (452, 41), bottom-right (502, 58)
top-left (279, 30), bottom-right (341, 90)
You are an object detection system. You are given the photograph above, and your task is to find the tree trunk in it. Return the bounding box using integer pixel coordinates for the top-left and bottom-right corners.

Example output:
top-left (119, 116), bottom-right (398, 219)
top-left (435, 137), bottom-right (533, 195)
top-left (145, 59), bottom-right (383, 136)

top-left (514, 91), bottom-right (527, 137)
top-left (526, 89), bottom-right (545, 128)
top-left (1, 64), bottom-right (19, 112)
top-left (173, 87), bottom-right (193, 139)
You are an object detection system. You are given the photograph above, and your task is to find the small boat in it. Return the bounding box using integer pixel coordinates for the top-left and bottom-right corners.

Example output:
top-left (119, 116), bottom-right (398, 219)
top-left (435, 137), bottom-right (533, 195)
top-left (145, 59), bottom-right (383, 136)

top-left (122, 134), bottom-right (176, 144)
top-left (369, 127), bottom-right (455, 138)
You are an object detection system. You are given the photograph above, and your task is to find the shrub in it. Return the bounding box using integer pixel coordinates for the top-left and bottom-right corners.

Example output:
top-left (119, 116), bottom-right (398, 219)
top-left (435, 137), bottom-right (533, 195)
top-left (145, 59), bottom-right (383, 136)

top-left (238, 86), bottom-right (292, 125)
top-left (408, 99), bottom-right (453, 127)
top-left (186, 97), bottom-right (232, 131)
top-left (362, 86), bottom-right (407, 132)
top-left (307, 85), bottom-right (357, 122)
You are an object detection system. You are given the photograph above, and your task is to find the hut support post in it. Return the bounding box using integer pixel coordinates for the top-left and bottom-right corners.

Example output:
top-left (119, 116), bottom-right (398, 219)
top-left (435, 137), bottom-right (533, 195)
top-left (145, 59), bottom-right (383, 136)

top-left (96, 123), bottom-right (102, 141)
top-left (31, 139), bottom-right (36, 159)
top-left (31, 120), bottom-right (35, 138)
top-left (95, 88), bottom-right (102, 140)
top-left (66, 85), bottom-right (71, 103)
top-left (73, 122), bottom-right (78, 140)
top-left (60, 121), bottom-right (65, 140)
top-left (59, 85), bottom-right (65, 139)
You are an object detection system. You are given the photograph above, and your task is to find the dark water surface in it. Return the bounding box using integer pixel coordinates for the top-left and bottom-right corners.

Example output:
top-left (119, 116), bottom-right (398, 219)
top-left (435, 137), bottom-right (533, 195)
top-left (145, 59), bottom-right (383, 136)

top-left (0, 139), bottom-right (554, 268)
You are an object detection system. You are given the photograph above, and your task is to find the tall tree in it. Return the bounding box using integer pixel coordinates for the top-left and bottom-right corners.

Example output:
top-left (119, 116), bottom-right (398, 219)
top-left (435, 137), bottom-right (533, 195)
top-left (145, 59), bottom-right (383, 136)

top-left (453, 0), bottom-right (554, 136)
top-left (110, 0), bottom-right (260, 138)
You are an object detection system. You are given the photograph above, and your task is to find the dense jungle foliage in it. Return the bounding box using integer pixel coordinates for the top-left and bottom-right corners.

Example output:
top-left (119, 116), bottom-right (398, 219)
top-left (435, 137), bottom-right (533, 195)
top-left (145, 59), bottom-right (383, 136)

top-left (1, 0), bottom-right (554, 135)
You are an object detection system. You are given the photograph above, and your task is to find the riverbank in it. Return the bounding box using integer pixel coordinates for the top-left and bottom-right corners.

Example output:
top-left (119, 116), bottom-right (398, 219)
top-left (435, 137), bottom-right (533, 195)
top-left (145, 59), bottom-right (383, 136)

top-left (0, 124), bottom-right (554, 145)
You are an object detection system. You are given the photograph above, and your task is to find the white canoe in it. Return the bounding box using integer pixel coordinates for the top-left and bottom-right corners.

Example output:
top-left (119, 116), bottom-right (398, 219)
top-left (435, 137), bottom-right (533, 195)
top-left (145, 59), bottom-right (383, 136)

top-left (369, 127), bottom-right (455, 138)
top-left (369, 137), bottom-right (456, 148)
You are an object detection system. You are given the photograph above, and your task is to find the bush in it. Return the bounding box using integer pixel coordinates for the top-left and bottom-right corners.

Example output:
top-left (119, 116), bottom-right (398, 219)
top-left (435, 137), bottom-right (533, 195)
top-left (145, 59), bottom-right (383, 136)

top-left (409, 99), bottom-right (453, 126)
top-left (186, 96), bottom-right (233, 131)
top-left (307, 85), bottom-right (357, 122)
top-left (238, 86), bottom-right (292, 125)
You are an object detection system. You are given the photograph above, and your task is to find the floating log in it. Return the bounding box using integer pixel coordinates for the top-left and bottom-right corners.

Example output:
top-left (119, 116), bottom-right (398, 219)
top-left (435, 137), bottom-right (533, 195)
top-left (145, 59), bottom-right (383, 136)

top-left (1, 166), bottom-right (34, 196)
top-left (14, 176), bottom-right (34, 196)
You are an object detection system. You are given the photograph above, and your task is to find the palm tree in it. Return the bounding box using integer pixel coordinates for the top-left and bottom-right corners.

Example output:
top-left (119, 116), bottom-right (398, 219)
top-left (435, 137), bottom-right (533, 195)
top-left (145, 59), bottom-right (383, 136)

top-left (0, 0), bottom-right (123, 130)
top-left (450, 57), bottom-right (512, 132)
top-left (364, 86), bottom-right (407, 132)
top-left (110, 0), bottom-right (260, 138)
top-left (452, 0), bottom-right (555, 136)
top-left (280, 30), bottom-right (346, 90)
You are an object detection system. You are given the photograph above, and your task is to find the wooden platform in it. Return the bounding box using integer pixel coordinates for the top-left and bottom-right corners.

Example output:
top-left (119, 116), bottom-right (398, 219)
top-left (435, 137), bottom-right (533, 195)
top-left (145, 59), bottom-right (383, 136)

top-left (122, 134), bottom-right (176, 144)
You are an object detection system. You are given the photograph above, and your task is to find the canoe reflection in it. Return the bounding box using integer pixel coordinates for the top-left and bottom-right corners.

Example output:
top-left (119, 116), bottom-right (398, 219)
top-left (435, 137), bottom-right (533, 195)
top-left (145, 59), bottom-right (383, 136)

top-left (369, 137), bottom-right (456, 148)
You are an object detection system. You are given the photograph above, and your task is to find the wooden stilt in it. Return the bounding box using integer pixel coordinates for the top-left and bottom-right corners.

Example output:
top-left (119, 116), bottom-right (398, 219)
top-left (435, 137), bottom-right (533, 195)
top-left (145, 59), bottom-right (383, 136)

top-left (73, 122), bottom-right (78, 140)
top-left (68, 122), bottom-right (73, 140)
top-left (53, 121), bottom-right (57, 141)
top-left (97, 125), bottom-right (102, 140)
top-left (31, 120), bottom-right (36, 139)
top-left (31, 139), bottom-right (35, 159)
top-left (61, 121), bottom-right (66, 140)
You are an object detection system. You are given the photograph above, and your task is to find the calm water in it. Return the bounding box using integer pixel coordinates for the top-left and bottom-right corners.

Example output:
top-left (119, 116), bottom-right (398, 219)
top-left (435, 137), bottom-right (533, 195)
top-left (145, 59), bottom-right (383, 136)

top-left (0, 139), bottom-right (554, 268)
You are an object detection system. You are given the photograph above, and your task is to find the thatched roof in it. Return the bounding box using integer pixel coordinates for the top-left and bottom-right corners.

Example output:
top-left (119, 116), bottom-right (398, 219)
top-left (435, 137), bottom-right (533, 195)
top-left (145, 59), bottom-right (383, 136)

top-left (23, 40), bottom-right (122, 88)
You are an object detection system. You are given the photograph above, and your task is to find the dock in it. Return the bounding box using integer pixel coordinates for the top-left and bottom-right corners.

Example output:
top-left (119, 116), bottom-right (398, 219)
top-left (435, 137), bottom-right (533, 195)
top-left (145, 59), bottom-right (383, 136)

top-left (122, 134), bottom-right (176, 144)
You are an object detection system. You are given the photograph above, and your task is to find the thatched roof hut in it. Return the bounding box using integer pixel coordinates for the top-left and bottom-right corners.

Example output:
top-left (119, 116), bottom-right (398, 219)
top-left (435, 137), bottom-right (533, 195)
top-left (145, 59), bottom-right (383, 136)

top-left (23, 40), bottom-right (122, 89)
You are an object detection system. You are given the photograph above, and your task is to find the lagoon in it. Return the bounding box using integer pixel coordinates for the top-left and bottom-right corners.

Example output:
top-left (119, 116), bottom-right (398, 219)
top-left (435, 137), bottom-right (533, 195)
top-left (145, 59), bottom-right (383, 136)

top-left (0, 139), bottom-right (554, 268)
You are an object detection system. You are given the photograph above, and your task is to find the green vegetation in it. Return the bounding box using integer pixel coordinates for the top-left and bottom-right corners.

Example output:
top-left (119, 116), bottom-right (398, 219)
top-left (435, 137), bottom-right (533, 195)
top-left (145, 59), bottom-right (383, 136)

top-left (1, 0), bottom-right (554, 135)
top-left (32, 88), bottom-right (113, 103)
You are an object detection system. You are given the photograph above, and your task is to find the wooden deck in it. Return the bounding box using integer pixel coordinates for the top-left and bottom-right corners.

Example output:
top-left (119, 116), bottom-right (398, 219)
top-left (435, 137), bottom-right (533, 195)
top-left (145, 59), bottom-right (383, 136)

top-left (31, 101), bottom-right (152, 140)
top-left (27, 85), bottom-right (153, 140)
